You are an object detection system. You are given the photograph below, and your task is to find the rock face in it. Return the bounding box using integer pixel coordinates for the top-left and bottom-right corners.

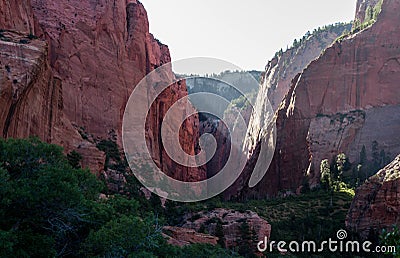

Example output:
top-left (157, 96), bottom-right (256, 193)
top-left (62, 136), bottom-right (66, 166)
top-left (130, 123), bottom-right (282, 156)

top-left (182, 208), bottom-right (271, 252)
top-left (265, 23), bottom-right (351, 110)
top-left (234, 0), bottom-right (400, 198)
top-left (355, 0), bottom-right (381, 23)
top-left (186, 72), bottom-right (259, 181)
top-left (346, 154), bottom-right (400, 239)
top-left (199, 117), bottom-right (231, 179)
top-left (0, 31), bottom-right (58, 141)
top-left (0, 0), bottom-right (205, 182)
top-left (30, 0), bottom-right (167, 139)
top-left (0, 28), bottom-right (102, 173)
top-left (0, 0), bottom-right (41, 35)
top-left (162, 226), bottom-right (218, 247)
top-left (146, 80), bottom-right (206, 182)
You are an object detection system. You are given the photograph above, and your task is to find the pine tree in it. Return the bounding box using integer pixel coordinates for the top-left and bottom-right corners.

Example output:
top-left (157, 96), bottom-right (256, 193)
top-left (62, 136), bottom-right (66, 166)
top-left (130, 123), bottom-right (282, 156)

top-left (238, 221), bottom-right (253, 257)
top-left (215, 221), bottom-right (225, 248)
top-left (320, 159), bottom-right (332, 190)
top-left (360, 145), bottom-right (367, 164)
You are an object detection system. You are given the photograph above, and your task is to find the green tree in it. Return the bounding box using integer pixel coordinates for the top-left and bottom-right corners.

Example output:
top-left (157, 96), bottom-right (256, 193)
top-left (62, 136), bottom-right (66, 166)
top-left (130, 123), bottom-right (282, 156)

top-left (372, 140), bottom-right (380, 170)
top-left (365, 6), bottom-right (374, 23)
top-left (215, 220), bottom-right (225, 248)
top-left (0, 138), bottom-right (179, 257)
top-left (96, 139), bottom-right (121, 169)
top-left (360, 145), bottom-right (367, 164)
top-left (0, 138), bottom-right (103, 256)
top-left (335, 153), bottom-right (350, 179)
top-left (82, 215), bottom-right (170, 257)
top-left (373, 0), bottom-right (384, 20)
top-left (67, 150), bottom-right (83, 169)
top-left (238, 221), bottom-right (256, 257)
top-left (380, 226), bottom-right (400, 257)
top-left (320, 159), bottom-right (332, 190)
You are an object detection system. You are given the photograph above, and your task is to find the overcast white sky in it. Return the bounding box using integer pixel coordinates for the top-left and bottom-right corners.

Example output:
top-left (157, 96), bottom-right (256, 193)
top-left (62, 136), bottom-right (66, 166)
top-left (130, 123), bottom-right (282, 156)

top-left (140, 1), bottom-right (357, 73)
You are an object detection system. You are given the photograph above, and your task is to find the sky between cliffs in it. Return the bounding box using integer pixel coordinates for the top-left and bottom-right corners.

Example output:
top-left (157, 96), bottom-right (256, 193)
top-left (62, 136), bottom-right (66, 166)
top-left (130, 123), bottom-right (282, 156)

top-left (140, 0), bottom-right (356, 74)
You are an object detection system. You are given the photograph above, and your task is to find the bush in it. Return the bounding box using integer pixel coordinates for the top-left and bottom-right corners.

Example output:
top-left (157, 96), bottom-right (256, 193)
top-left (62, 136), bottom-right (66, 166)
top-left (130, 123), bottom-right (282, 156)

top-left (0, 138), bottom-right (173, 257)
top-left (96, 139), bottom-right (121, 169)
top-left (67, 150), bottom-right (83, 168)
top-left (0, 138), bottom-right (103, 256)
top-left (380, 226), bottom-right (400, 257)
top-left (82, 215), bottom-right (167, 257)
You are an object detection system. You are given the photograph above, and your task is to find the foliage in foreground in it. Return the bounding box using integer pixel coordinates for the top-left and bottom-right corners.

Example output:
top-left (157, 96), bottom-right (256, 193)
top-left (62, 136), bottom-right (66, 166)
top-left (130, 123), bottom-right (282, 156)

top-left (380, 226), bottom-right (400, 257)
top-left (0, 138), bottom-right (237, 257)
top-left (1, 138), bottom-right (396, 257)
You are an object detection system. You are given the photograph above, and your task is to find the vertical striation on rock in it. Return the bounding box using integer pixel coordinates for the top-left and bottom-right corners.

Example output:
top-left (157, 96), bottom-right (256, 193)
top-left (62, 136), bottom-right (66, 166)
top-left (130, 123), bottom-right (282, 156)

top-left (0, 32), bottom-right (58, 142)
top-left (0, 0), bottom-right (206, 182)
top-left (0, 0), bottom-right (41, 35)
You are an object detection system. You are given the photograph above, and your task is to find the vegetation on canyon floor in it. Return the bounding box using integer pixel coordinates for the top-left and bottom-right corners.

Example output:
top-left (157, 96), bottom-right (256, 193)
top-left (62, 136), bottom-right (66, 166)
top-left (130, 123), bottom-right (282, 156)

top-left (0, 138), bottom-right (398, 257)
top-left (0, 138), bottom-right (238, 257)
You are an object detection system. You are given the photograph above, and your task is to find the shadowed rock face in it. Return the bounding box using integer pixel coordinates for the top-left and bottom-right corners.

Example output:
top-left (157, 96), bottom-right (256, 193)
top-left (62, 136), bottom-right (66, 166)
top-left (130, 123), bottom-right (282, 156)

top-left (199, 117), bottom-right (231, 179)
top-left (0, 31), bottom-right (55, 141)
top-left (347, 154), bottom-right (400, 239)
top-left (231, 0), bottom-right (400, 199)
top-left (0, 0), bottom-right (206, 181)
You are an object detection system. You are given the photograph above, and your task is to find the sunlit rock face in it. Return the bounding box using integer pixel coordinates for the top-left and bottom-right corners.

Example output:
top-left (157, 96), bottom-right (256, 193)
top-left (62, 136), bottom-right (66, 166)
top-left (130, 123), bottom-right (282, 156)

top-left (0, 0), bottom-right (206, 182)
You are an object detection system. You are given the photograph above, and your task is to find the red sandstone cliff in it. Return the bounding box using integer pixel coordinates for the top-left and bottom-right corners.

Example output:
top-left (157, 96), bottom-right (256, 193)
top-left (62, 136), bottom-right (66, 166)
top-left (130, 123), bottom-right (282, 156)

top-left (0, 0), bottom-right (205, 181)
top-left (29, 0), bottom-right (171, 139)
top-left (232, 0), bottom-right (400, 199)
top-left (346, 154), bottom-right (400, 239)
top-left (0, 15), bottom-right (103, 173)
top-left (0, 0), bottom-right (41, 35)
top-left (355, 0), bottom-right (381, 23)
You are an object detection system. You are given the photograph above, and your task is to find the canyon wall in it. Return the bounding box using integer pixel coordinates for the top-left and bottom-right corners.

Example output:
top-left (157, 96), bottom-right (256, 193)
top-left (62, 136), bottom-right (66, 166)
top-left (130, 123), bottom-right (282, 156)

top-left (355, 0), bottom-right (381, 23)
top-left (30, 0), bottom-right (168, 139)
top-left (265, 23), bottom-right (351, 110)
top-left (0, 0), bottom-right (41, 35)
top-left (347, 154), bottom-right (400, 239)
top-left (0, 0), bottom-right (205, 181)
top-left (230, 0), bottom-right (400, 199)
